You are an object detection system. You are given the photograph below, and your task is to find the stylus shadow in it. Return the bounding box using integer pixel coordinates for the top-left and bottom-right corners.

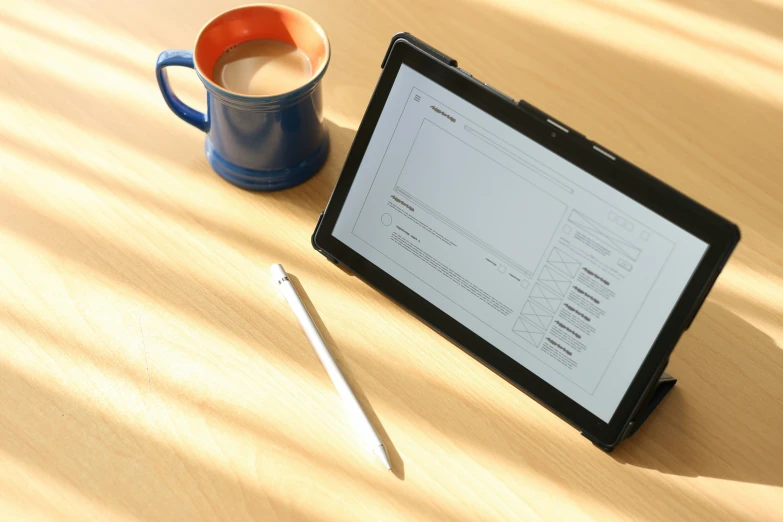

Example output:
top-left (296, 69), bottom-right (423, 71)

top-left (610, 301), bottom-right (783, 486)
top-left (287, 273), bottom-right (405, 480)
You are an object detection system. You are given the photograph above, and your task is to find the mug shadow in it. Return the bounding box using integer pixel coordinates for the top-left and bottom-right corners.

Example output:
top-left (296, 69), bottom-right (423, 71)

top-left (288, 273), bottom-right (405, 480)
top-left (611, 301), bottom-right (783, 486)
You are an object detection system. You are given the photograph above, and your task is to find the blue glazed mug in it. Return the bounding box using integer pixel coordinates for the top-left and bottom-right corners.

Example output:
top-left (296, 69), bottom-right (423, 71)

top-left (156, 5), bottom-right (330, 191)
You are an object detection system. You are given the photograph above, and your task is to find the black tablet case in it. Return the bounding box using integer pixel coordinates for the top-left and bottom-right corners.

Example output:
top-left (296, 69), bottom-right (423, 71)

top-left (312, 33), bottom-right (719, 451)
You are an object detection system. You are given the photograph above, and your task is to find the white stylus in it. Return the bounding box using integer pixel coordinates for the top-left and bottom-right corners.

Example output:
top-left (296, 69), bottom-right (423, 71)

top-left (270, 264), bottom-right (391, 471)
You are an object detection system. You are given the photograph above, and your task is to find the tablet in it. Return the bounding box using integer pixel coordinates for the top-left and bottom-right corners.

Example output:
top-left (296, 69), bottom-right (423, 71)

top-left (312, 34), bottom-right (740, 449)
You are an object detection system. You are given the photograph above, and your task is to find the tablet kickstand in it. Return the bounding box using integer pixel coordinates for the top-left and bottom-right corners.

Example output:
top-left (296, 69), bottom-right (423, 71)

top-left (588, 372), bottom-right (677, 452)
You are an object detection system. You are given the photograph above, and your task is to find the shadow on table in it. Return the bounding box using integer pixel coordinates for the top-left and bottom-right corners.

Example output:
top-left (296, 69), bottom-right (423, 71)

top-left (0, 47), bottom-right (348, 221)
top-left (576, 0), bottom-right (783, 71)
top-left (288, 273), bottom-right (405, 481)
top-left (3, 183), bottom-right (776, 522)
top-left (0, 117), bottom-right (355, 257)
top-left (0, 361), bottom-right (337, 522)
top-left (657, 0), bottom-right (783, 42)
top-left (611, 301), bottom-right (783, 485)
top-left (2, 304), bottom-right (477, 521)
top-left (1, 0), bottom-right (782, 519)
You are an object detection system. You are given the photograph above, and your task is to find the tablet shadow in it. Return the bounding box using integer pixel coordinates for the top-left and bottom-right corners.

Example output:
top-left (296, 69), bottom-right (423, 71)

top-left (611, 301), bottom-right (783, 486)
top-left (287, 273), bottom-right (405, 480)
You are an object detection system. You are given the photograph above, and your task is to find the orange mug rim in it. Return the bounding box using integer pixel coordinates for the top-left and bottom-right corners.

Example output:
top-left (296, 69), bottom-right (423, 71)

top-left (193, 3), bottom-right (331, 99)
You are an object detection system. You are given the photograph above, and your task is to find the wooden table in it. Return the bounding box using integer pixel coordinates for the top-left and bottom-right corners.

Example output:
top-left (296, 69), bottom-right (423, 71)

top-left (2, 0), bottom-right (782, 520)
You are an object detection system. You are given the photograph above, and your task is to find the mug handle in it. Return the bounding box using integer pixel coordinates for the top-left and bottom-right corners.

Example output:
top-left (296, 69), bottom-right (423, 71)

top-left (155, 50), bottom-right (209, 132)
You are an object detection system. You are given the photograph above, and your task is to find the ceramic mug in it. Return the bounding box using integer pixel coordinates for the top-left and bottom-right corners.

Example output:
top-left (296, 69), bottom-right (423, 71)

top-left (155, 5), bottom-right (330, 190)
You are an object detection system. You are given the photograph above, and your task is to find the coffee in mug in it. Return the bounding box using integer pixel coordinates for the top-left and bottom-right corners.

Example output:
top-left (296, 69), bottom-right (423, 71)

top-left (213, 39), bottom-right (313, 96)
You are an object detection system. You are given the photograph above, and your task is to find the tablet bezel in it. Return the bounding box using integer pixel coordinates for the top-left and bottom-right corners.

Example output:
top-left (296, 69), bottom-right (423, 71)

top-left (313, 40), bottom-right (739, 448)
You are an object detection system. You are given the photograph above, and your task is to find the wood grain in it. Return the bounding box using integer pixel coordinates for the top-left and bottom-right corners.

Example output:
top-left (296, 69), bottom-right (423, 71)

top-left (1, 0), bottom-right (782, 520)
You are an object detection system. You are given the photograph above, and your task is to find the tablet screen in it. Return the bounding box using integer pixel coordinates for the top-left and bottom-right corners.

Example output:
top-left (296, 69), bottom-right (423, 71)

top-left (333, 64), bottom-right (708, 422)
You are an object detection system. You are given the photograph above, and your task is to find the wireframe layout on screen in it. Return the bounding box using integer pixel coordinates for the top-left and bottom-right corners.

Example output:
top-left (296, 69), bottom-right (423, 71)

top-left (394, 118), bottom-right (567, 278)
top-left (333, 65), bottom-right (707, 421)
